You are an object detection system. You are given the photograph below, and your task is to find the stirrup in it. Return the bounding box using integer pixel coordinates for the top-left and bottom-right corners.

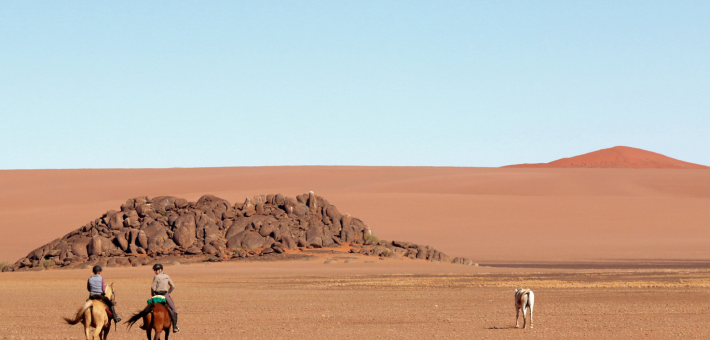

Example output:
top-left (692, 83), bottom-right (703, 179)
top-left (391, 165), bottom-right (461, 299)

top-left (173, 327), bottom-right (180, 333)
top-left (114, 316), bottom-right (123, 323)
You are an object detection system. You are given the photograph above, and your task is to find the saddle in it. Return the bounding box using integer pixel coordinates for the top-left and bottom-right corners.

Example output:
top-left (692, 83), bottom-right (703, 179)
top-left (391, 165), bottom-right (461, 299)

top-left (147, 295), bottom-right (167, 305)
top-left (88, 295), bottom-right (113, 320)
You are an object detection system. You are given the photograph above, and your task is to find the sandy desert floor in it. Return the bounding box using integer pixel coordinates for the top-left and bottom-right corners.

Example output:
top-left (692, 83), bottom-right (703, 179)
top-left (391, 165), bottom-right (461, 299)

top-left (1, 166), bottom-right (709, 339)
top-left (1, 256), bottom-right (710, 339)
top-left (2, 167), bottom-right (710, 263)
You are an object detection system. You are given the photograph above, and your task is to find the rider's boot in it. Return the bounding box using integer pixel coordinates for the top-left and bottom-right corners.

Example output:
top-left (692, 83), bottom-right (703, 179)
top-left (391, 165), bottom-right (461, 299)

top-left (110, 306), bottom-right (122, 323)
top-left (171, 312), bottom-right (180, 333)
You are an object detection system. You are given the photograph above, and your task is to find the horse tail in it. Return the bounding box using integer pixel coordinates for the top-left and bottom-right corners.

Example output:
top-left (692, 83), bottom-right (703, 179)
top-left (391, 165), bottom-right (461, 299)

top-left (126, 303), bottom-right (155, 330)
top-left (515, 289), bottom-right (532, 306)
top-left (63, 300), bottom-right (93, 325)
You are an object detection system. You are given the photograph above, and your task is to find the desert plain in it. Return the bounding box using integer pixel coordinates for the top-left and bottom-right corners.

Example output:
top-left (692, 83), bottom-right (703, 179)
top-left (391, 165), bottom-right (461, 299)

top-left (1, 165), bottom-right (710, 339)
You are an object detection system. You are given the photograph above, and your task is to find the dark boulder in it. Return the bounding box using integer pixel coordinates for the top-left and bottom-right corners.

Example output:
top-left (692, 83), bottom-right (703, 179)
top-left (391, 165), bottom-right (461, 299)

top-left (115, 232), bottom-right (129, 251)
top-left (143, 222), bottom-right (169, 245)
top-left (195, 195), bottom-right (231, 214)
top-left (309, 237), bottom-right (323, 248)
top-left (263, 236), bottom-right (275, 249)
top-left (392, 240), bottom-right (413, 249)
top-left (136, 204), bottom-right (153, 217)
top-left (284, 197), bottom-right (308, 217)
top-left (258, 224), bottom-right (274, 237)
top-left (306, 225), bottom-right (324, 243)
top-left (87, 236), bottom-right (103, 256)
top-left (185, 247), bottom-right (202, 255)
top-left (226, 230), bottom-right (249, 250)
top-left (108, 212), bottom-right (125, 230)
top-left (201, 223), bottom-right (220, 244)
top-left (173, 226), bottom-right (196, 248)
top-left (174, 214), bottom-right (196, 233)
top-left (175, 198), bottom-right (189, 209)
top-left (136, 230), bottom-right (149, 249)
top-left (241, 231), bottom-right (265, 250)
top-left (151, 196), bottom-right (178, 213)
top-left (202, 244), bottom-right (218, 255)
top-left (71, 237), bottom-right (92, 257)
top-left (281, 235), bottom-right (297, 249)
top-left (222, 210), bottom-right (237, 219)
top-left (274, 194), bottom-right (285, 206)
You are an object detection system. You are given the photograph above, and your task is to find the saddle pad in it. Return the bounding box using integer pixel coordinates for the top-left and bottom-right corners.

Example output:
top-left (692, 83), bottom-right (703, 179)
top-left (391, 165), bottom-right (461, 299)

top-left (147, 295), bottom-right (166, 305)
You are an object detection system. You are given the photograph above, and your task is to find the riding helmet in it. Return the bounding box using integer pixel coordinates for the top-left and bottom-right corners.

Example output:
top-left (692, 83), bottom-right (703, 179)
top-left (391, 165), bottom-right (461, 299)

top-left (152, 263), bottom-right (163, 271)
top-left (92, 265), bottom-right (102, 274)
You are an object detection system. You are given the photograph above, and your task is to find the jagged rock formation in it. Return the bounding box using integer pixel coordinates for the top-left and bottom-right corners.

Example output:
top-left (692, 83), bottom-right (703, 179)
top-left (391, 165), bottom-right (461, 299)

top-left (3, 192), bottom-right (474, 272)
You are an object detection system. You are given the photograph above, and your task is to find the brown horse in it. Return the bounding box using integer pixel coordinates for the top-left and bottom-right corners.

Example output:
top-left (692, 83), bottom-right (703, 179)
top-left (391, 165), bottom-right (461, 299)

top-left (126, 302), bottom-right (172, 340)
top-left (63, 283), bottom-right (117, 340)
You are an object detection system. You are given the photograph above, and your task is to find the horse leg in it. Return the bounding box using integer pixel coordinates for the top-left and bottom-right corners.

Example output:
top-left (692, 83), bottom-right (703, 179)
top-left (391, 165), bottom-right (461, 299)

top-left (515, 306), bottom-right (519, 328)
top-left (92, 314), bottom-right (104, 340)
top-left (83, 308), bottom-right (92, 340)
top-left (144, 313), bottom-right (153, 340)
top-left (164, 313), bottom-right (171, 340)
top-left (529, 304), bottom-right (534, 329)
top-left (102, 323), bottom-right (111, 340)
top-left (83, 322), bottom-right (91, 340)
top-left (521, 297), bottom-right (528, 329)
top-left (153, 319), bottom-right (162, 340)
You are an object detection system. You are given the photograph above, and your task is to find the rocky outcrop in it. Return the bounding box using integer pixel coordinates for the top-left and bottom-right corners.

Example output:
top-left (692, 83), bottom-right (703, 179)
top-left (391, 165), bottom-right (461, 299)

top-left (3, 192), bottom-right (474, 272)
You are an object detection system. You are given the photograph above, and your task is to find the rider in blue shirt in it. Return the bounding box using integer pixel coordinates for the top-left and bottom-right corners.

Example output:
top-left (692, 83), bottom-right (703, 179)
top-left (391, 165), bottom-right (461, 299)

top-left (87, 265), bottom-right (122, 323)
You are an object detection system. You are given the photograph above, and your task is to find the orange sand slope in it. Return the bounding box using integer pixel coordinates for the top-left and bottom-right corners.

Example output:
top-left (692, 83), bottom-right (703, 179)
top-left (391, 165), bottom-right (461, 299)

top-left (1, 167), bottom-right (709, 264)
top-left (505, 146), bottom-right (709, 169)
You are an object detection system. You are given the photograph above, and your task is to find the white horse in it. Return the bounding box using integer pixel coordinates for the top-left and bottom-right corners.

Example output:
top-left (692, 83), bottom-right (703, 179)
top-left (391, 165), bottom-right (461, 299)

top-left (514, 288), bottom-right (534, 329)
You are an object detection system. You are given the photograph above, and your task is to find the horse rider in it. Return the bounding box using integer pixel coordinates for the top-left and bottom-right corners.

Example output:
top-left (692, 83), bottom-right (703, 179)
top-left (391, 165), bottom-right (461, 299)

top-left (87, 265), bottom-right (122, 323)
top-left (151, 263), bottom-right (179, 333)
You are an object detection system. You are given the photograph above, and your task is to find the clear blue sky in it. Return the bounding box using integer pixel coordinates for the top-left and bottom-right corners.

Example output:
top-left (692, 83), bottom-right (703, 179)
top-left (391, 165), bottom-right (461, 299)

top-left (1, 1), bottom-right (708, 169)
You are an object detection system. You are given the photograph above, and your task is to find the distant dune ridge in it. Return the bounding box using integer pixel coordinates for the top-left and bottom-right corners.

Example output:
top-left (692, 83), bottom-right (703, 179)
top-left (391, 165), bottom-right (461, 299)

top-left (504, 146), bottom-right (709, 169)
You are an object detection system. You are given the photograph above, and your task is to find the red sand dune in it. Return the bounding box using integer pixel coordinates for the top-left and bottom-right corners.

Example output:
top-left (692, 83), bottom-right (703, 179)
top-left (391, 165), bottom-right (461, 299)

top-left (505, 146), bottom-right (709, 169)
top-left (1, 166), bottom-right (710, 264)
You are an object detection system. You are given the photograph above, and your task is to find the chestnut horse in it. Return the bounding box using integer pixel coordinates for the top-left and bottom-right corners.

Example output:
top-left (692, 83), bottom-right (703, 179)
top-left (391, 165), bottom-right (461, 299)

top-left (126, 302), bottom-right (172, 340)
top-left (63, 284), bottom-right (117, 340)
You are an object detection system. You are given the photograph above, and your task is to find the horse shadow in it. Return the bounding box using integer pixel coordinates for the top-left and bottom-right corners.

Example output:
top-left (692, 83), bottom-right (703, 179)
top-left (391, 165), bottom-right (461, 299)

top-left (486, 325), bottom-right (516, 330)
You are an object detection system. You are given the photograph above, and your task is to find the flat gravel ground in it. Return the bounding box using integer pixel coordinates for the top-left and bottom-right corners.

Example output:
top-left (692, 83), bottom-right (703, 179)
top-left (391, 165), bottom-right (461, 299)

top-left (1, 264), bottom-right (709, 339)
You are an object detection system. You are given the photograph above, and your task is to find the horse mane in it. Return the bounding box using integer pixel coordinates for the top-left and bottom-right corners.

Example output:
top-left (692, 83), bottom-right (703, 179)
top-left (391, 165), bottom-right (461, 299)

top-left (63, 300), bottom-right (93, 325)
top-left (126, 303), bottom-right (155, 330)
top-left (105, 283), bottom-right (114, 300)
